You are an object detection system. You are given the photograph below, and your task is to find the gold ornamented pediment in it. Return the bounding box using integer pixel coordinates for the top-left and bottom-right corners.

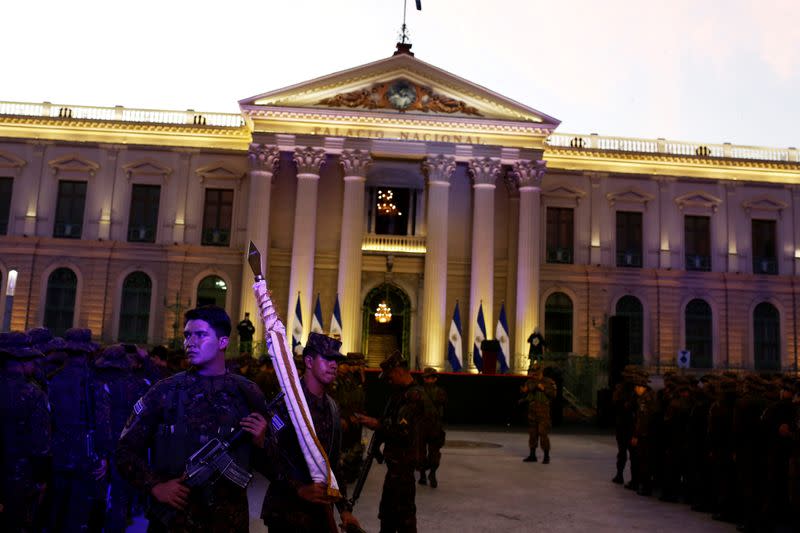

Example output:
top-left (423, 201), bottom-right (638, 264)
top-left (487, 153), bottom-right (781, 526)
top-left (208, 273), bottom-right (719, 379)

top-left (318, 79), bottom-right (482, 116)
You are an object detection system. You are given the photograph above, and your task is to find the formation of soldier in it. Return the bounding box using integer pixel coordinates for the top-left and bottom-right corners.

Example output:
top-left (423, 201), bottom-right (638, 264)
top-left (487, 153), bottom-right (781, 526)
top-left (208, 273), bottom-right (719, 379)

top-left (612, 365), bottom-right (800, 533)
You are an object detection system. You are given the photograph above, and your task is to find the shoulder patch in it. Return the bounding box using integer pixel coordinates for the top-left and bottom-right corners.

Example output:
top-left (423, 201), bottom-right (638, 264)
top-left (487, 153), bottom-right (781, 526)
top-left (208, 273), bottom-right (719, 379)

top-left (271, 413), bottom-right (285, 433)
top-left (133, 397), bottom-right (145, 415)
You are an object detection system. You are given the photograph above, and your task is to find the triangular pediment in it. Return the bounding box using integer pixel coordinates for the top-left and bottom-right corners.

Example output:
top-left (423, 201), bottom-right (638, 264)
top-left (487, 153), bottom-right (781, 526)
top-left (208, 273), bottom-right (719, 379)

top-left (742, 196), bottom-right (788, 213)
top-left (674, 191), bottom-right (722, 212)
top-left (123, 159), bottom-right (173, 180)
top-left (543, 185), bottom-right (586, 205)
top-left (195, 161), bottom-right (246, 183)
top-left (606, 187), bottom-right (654, 207)
top-left (240, 52), bottom-right (558, 126)
top-left (48, 154), bottom-right (100, 176)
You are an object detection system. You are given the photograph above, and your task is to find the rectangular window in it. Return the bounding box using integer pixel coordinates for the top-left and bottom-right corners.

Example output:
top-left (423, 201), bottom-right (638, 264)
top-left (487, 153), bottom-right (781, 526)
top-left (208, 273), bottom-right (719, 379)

top-left (127, 184), bottom-right (161, 243)
top-left (369, 187), bottom-right (414, 236)
top-left (616, 211), bottom-right (642, 268)
top-left (202, 188), bottom-right (233, 246)
top-left (0, 177), bottom-right (12, 235)
top-left (684, 215), bottom-right (711, 271)
top-left (53, 180), bottom-right (87, 239)
top-left (546, 207), bottom-right (573, 264)
top-left (752, 219), bottom-right (777, 275)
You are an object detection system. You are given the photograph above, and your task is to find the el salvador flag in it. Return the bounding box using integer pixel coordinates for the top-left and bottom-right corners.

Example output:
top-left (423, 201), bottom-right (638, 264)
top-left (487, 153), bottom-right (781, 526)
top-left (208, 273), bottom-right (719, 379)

top-left (473, 302), bottom-right (486, 371)
top-left (311, 294), bottom-right (324, 334)
top-left (292, 293), bottom-right (303, 353)
top-left (330, 294), bottom-right (343, 340)
top-left (447, 301), bottom-right (463, 372)
top-left (495, 302), bottom-right (510, 373)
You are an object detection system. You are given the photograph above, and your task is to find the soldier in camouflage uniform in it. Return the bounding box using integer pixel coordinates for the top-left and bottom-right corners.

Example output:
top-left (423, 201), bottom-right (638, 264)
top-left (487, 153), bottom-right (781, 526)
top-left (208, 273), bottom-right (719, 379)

top-left (708, 375), bottom-right (738, 522)
top-left (629, 368), bottom-right (655, 496)
top-left (611, 366), bottom-right (637, 485)
top-left (660, 376), bottom-right (693, 502)
top-left (521, 363), bottom-right (557, 464)
top-left (0, 332), bottom-right (52, 533)
top-left (417, 367), bottom-right (447, 488)
top-left (259, 333), bottom-right (362, 532)
top-left (333, 352), bottom-right (366, 484)
top-left (116, 306), bottom-right (269, 532)
top-left (356, 350), bottom-right (428, 533)
top-left (47, 328), bottom-right (109, 533)
top-left (94, 344), bottom-right (152, 532)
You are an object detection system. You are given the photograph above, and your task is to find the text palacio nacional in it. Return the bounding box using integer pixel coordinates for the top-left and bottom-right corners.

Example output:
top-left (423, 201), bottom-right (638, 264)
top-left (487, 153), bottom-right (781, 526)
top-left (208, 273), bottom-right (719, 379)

top-left (0, 45), bottom-right (798, 374)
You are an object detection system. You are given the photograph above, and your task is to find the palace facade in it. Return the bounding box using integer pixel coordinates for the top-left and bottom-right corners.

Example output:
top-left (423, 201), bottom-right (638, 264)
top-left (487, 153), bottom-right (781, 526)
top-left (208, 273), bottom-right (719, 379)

top-left (1, 46), bottom-right (798, 373)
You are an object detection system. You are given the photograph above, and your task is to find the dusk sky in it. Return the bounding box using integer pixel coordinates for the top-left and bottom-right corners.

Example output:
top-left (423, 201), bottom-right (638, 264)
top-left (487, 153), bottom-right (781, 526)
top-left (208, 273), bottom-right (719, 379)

top-left (4, 0), bottom-right (798, 148)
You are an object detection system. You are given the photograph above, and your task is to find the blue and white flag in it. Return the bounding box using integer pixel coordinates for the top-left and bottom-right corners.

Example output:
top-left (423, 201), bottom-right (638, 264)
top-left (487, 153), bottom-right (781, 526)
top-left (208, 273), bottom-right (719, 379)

top-left (473, 302), bottom-right (486, 371)
top-left (292, 293), bottom-right (303, 353)
top-left (495, 302), bottom-right (510, 373)
top-left (447, 301), bottom-right (463, 372)
top-left (311, 294), bottom-right (324, 334)
top-left (330, 294), bottom-right (343, 341)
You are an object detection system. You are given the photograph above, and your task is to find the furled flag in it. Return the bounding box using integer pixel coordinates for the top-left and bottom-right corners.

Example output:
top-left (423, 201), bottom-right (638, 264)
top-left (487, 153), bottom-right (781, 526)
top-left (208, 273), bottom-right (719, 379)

top-left (292, 292), bottom-right (303, 353)
top-left (447, 301), bottom-right (463, 371)
top-left (311, 293), bottom-right (324, 334)
top-left (495, 302), bottom-right (510, 373)
top-left (330, 294), bottom-right (343, 341)
top-left (473, 302), bottom-right (486, 371)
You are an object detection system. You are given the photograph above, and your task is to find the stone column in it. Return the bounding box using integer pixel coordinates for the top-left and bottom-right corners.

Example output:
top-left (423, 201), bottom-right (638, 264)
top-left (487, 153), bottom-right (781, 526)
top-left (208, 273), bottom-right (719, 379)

top-left (286, 147), bottom-right (326, 345)
top-left (587, 172), bottom-right (604, 265)
top-left (658, 177), bottom-right (675, 269)
top-left (513, 160), bottom-right (545, 372)
top-left (504, 172), bottom-right (520, 371)
top-left (336, 149), bottom-right (371, 354)
top-left (240, 143), bottom-right (279, 343)
top-left (468, 157), bottom-right (501, 371)
top-left (420, 155), bottom-right (456, 370)
top-left (725, 183), bottom-right (739, 272)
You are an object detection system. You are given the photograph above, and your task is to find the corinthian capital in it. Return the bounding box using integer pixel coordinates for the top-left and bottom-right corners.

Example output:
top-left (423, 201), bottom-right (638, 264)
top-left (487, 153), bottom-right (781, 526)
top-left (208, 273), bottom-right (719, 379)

top-left (293, 146), bottom-right (326, 175)
top-left (423, 155), bottom-right (456, 184)
top-left (339, 149), bottom-right (372, 178)
top-left (468, 157), bottom-right (501, 186)
top-left (249, 143), bottom-right (280, 174)
top-left (514, 160), bottom-right (546, 189)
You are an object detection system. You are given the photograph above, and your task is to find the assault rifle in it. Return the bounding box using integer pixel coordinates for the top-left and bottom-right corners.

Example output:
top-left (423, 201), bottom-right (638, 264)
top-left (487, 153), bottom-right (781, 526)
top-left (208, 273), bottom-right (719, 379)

top-left (347, 428), bottom-right (384, 509)
top-left (151, 391), bottom-right (284, 527)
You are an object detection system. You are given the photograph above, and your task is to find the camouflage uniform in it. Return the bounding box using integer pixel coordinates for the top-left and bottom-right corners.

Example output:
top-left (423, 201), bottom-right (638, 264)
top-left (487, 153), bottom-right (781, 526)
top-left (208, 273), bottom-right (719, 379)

top-left (630, 370), bottom-right (655, 496)
top-left (94, 344), bottom-right (152, 532)
top-left (732, 374), bottom-right (769, 530)
top-left (115, 369), bottom-right (267, 532)
top-left (333, 353), bottom-right (366, 484)
top-left (0, 332), bottom-right (52, 533)
top-left (47, 328), bottom-right (108, 533)
top-left (660, 377), bottom-right (693, 502)
top-left (708, 376), bottom-right (738, 521)
top-left (522, 366), bottom-right (556, 463)
top-left (377, 351), bottom-right (427, 533)
top-left (417, 367), bottom-right (447, 487)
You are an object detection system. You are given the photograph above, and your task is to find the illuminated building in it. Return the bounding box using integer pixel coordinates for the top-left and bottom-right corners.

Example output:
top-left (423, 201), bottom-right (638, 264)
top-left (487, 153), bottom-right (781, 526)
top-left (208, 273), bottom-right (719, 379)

top-left (0, 45), bottom-right (798, 373)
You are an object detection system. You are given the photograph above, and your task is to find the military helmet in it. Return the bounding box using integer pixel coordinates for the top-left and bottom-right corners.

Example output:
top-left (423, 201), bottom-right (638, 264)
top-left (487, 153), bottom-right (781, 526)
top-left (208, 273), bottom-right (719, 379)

top-left (0, 331), bottom-right (44, 361)
top-left (94, 344), bottom-right (133, 370)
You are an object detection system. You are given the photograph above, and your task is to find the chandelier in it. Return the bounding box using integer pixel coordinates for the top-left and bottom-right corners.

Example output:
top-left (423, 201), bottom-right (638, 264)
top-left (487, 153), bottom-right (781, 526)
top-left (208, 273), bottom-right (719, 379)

top-left (374, 301), bottom-right (392, 323)
top-left (377, 189), bottom-right (401, 216)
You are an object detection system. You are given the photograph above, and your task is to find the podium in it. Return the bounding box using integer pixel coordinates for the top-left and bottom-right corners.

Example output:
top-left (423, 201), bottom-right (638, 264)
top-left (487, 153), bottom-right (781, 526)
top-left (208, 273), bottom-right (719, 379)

top-left (480, 340), bottom-right (501, 374)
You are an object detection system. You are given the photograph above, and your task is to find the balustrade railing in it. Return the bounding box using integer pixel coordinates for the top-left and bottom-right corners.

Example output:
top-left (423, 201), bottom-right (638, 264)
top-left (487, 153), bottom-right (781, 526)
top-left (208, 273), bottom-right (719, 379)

top-left (361, 234), bottom-right (426, 254)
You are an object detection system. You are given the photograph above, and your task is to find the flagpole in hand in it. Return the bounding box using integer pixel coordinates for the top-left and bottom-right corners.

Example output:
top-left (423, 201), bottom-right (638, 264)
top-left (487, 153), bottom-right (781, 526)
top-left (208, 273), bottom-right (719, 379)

top-left (248, 242), bottom-right (341, 500)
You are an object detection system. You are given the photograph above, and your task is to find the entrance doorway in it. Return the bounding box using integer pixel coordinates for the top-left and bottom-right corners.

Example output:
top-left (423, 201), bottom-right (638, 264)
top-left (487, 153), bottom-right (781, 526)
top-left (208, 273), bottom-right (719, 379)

top-left (362, 283), bottom-right (411, 368)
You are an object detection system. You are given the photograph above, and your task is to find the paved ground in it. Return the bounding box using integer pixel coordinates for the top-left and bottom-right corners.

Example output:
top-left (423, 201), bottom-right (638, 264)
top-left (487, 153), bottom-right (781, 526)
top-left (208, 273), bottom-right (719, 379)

top-left (132, 426), bottom-right (735, 532)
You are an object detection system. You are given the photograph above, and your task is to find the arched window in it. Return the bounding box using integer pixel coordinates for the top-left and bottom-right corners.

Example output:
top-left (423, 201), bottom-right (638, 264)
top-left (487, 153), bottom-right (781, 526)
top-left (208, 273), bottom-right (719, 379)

top-left (753, 302), bottom-right (780, 371)
top-left (119, 272), bottom-right (152, 343)
top-left (545, 292), bottom-right (573, 354)
top-left (44, 268), bottom-right (77, 336)
top-left (197, 275), bottom-right (227, 309)
top-left (685, 299), bottom-right (712, 368)
top-left (616, 295), bottom-right (644, 364)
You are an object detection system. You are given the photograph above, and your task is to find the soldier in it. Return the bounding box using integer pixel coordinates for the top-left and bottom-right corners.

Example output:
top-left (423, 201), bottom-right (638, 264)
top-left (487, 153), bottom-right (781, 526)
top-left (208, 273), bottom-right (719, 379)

top-left (687, 375), bottom-right (717, 511)
top-left (356, 351), bottom-right (428, 533)
top-left (521, 363), bottom-right (556, 464)
top-left (253, 355), bottom-right (281, 401)
top-left (611, 366), bottom-right (637, 485)
top-left (761, 376), bottom-right (795, 531)
top-left (335, 352), bottom-right (367, 484)
top-left (660, 376), bottom-right (693, 502)
top-left (526, 327), bottom-right (546, 369)
top-left (629, 368), bottom-right (655, 496)
top-left (733, 374), bottom-right (769, 531)
top-left (115, 305), bottom-right (269, 532)
top-left (236, 312), bottom-right (256, 356)
top-left (0, 332), bottom-right (52, 533)
top-left (259, 332), bottom-right (362, 532)
top-left (94, 344), bottom-right (152, 532)
top-left (417, 367), bottom-right (447, 487)
top-left (708, 375), bottom-right (738, 522)
top-left (47, 327), bottom-right (108, 533)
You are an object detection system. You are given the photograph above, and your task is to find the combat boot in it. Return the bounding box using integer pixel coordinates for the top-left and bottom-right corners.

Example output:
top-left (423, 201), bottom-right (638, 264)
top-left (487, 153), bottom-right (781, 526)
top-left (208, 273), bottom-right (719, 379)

top-left (612, 471), bottom-right (624, 484)
top-left (542, 452), bottom-right (550, 464)
top-left (523, 449), bottom-right (537, 462)
top-left (429, 468), bottom-right (438, 488)
top-left (418, 471), bottom-right (427, 485)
